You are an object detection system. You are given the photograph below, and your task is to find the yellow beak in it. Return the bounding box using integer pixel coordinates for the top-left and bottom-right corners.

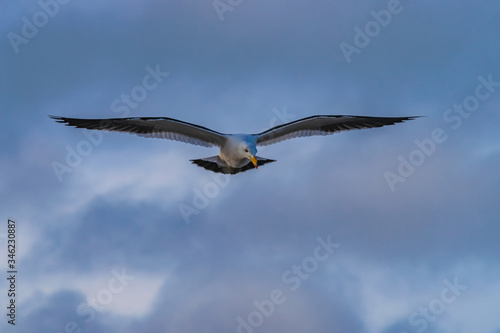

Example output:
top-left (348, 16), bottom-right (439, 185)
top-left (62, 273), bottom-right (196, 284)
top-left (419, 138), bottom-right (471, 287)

top-left (249, 156), bottom-right (258, 169)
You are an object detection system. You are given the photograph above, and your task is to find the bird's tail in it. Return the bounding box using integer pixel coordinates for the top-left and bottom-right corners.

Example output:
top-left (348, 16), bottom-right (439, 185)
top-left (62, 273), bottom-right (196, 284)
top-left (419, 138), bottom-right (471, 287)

top-left (190, 156), bottom-right (276, 174)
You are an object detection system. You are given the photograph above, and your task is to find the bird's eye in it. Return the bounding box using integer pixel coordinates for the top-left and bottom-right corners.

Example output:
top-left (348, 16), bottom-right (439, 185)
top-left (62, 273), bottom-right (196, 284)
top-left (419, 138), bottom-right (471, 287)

top-left (244, 149), bottom-right (249, 152)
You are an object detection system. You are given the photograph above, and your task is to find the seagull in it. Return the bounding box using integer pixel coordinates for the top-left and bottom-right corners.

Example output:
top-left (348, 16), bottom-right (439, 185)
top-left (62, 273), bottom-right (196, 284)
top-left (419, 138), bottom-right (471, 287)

top-left (50, 115), bottom-right (418, 174)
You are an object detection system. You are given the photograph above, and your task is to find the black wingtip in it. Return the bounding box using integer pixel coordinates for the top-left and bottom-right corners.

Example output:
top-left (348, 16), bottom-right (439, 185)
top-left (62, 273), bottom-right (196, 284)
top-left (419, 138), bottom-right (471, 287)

top-left (383, 115), bottom-right (423, 124)
top-left (48, 115), bottom-right (66, 123)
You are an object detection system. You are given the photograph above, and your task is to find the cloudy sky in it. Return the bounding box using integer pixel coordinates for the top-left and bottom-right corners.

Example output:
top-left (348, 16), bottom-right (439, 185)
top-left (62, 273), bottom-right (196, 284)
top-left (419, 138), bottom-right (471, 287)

top-left (1, 0), bottom-right (500, 332)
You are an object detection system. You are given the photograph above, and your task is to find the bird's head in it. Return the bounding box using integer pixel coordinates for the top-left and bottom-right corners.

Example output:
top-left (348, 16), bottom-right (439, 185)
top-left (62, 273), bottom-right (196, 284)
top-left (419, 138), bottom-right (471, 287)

top-left (239, 142), bottom-right (258, 169)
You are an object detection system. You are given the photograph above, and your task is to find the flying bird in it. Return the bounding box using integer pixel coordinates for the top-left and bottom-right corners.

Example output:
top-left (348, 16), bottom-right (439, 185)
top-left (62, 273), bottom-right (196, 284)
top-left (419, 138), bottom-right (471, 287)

top-left (50, 115), bottom-right (418, 174)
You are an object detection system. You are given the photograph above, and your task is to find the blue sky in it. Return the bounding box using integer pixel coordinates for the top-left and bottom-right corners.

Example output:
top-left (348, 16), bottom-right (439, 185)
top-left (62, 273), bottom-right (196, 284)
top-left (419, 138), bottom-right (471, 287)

top-left (1, 0), bottom-right (500, 332)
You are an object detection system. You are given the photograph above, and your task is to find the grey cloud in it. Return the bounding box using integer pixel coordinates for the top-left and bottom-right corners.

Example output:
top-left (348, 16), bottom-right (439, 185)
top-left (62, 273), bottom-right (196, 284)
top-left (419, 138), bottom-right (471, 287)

top-left (2, 0), bottom-right (500, 332)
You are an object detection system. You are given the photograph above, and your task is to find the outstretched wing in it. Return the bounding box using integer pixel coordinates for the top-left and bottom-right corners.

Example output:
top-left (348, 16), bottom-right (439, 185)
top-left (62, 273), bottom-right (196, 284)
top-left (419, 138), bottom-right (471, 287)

top-left (50, 116), bottom-right (227, 147)
top-left (255, 115), bottom-right (419, 146)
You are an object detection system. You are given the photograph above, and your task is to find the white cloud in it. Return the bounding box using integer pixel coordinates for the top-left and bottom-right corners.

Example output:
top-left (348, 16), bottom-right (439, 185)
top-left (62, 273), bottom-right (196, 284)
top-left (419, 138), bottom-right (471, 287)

top-left (21, 270), bottom-right (166, 317)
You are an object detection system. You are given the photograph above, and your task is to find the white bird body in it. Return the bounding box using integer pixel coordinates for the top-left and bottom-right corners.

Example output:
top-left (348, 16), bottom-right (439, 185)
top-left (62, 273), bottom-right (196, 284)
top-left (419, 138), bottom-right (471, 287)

top-left (219, 134), bottom-right (258, 168)
top-left (50, 114), bottom-right (418, 174)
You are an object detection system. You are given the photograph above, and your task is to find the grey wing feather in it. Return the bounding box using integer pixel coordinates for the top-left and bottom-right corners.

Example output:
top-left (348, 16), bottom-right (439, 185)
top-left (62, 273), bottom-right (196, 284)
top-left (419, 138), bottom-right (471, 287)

top-left (255, 115), bottom-right (420, 146)
top-left (49, 116), bottom-right (227, 147)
